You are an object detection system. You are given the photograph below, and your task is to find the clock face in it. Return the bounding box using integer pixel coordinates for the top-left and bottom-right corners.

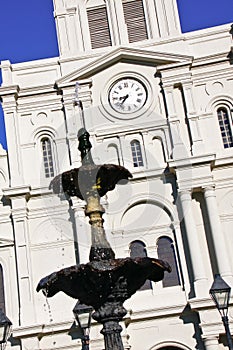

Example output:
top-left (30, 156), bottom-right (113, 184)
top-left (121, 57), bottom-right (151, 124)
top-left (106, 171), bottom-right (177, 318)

top-left (109, 78), bottom-right (147, 114)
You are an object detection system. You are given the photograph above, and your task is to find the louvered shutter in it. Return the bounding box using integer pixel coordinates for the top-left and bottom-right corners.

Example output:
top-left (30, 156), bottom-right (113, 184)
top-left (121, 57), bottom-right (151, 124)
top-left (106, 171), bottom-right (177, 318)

top-left (87, 6), bottom-right (112, 49)
top-left (122, 0), bottom-right (148, 43)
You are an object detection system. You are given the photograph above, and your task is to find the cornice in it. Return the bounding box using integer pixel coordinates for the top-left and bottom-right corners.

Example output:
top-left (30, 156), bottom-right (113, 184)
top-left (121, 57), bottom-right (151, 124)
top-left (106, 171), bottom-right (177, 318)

top-left (168, 153), bottom-right (216, 169)
top-left (213, 154), bottom-right (233, 167)
top-left (156, 59), bottom-right (193, 74)
top-left (13, 320), bottom-right (74, 338)
top-left (56, 78), bottom-right (92, 90)
top-left (188, 296), bottom-right (230, 311)
top-left (94, 119), bottom-right (168, 140)
top-left (18, 84), bottom-right (57, 97)
top-left (192, 51), bottom-right (231, 67)
top-left (129, 300), bottom-right (187, 321)
top-left (8, 57), bottom-right (59, 71)
top-left (0, 85), bottom-right (19, 96)
top-left (2, 185), bottom-right (31, 198)
top-left (183, 23), bottom-right (232, 42)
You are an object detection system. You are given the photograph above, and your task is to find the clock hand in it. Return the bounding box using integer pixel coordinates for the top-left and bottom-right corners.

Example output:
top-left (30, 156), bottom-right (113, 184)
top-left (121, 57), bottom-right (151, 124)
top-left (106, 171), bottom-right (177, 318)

top-left (120, 94), bottom-right (129, 104)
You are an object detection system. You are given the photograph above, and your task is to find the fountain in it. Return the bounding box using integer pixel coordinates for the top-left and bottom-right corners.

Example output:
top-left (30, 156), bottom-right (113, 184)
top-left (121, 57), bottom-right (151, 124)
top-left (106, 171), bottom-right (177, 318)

top-left (37, 128), bottom-right (171, 350)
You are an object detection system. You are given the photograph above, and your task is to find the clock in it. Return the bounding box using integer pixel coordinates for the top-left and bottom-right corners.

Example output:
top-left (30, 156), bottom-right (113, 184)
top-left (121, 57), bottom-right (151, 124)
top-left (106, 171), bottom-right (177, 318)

top-left (109, 78), bottom-right (147, 114)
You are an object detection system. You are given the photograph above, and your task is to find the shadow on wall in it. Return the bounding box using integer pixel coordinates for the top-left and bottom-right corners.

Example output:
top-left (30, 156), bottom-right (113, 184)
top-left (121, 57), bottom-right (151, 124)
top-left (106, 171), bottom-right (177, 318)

top-left (179, 304), bottom-right (204, 350)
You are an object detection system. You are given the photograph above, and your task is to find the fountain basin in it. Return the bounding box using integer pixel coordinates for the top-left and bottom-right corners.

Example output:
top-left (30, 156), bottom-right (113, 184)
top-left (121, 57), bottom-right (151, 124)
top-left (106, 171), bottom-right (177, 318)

top-left (37, 257), bottom-right (171, 309)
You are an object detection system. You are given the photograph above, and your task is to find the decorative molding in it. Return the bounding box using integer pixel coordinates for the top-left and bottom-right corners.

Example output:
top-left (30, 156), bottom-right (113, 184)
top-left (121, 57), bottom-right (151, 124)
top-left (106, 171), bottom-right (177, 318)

top-left (0, 238), bottom-right (14, 247)
top-left (56, 46), bottom-right (193, 85)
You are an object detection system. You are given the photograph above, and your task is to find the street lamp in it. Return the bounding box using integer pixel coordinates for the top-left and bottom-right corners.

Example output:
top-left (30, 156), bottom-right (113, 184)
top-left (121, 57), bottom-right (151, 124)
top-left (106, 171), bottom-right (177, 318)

top-left (73, 302), bottom-right (93, 350)
top-left (0, 309), bottom-right (12, 349)
top-left (209, 274), bottom-right (233, 350)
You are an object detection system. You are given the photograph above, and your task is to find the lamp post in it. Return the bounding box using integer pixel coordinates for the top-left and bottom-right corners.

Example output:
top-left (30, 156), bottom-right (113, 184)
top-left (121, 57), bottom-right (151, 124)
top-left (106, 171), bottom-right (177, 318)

top-left (209, 274), bottom-right (233, 350)
top-left (0, 309), bottom-right (12, 350)
top-left (73, 302), bottom-right (93, 350)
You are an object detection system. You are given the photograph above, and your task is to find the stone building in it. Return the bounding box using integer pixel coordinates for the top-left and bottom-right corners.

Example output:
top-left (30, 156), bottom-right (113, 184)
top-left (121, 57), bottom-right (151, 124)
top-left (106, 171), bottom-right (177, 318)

top-left (0, 0), bottom-right (233, 349)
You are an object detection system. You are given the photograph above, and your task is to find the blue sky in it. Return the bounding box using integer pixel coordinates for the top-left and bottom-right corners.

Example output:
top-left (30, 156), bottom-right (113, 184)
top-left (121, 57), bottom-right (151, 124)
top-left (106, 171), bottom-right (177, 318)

top-left (0, 0), bottom-right (233, 149)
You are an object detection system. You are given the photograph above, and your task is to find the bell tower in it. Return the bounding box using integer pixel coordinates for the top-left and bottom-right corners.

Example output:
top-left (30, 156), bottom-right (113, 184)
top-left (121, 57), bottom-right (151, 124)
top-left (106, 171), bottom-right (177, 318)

top-left (53, 0), bottom-right (181, 58)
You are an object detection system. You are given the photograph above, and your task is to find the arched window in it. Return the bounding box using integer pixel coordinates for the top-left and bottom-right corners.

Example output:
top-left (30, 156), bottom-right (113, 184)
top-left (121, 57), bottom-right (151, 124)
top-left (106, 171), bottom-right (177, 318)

top-left (129, 240), bottom-right (152, 290)
top-left (217, 107), bottom-right (233, 148)
top-left (157, 237), bottom-right (180, 288)
top-left (122, 0), bottom-right (148, 43)
top-left (41, 138), bottom-right (55, 178)
top-left (0, 265), bottom-right (5, 313)
top-left (130, 140), bottom-right (144, 167)
top-left (87, 3), bottom-right (112, 49)
top-left (107, 144), bottom-right (121, 165)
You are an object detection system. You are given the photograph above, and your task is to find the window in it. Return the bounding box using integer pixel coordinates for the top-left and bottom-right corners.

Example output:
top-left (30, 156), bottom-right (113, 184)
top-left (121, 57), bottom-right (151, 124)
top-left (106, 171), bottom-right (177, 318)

top-left (122, 0), bottom-right (148, 43)
top-left (0, 265), bottom-right (5, 313)
top-left (217, 107), bottom-right (233, 148)
top-left (129, 240), bottom-right (152, 290)
top-left (87, 5), bottom-right (112, 49)
top-left (157, 237), bottom-right (180, 288)
top-left (41, 138), bottom-right (55, 178)
top-left (107, 144), bottom-right (121, 165)
top-left (130, 140), bottom-right (144, 167)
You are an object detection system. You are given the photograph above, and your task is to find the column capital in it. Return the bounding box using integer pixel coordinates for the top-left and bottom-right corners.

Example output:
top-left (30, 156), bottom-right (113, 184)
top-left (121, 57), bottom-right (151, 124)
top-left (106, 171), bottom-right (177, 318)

top-left (66, 7), bottom-right (77, 15)
top-left (203, 186), bottom-right (216, 197)
top-left (161, 83), bottom-right (174, 92)
top-left (180, 79), bottom-right (193, 88)
top-left (202, 336), bottom-right (219, 350)
top-left (178, 189), bottom-right (192, 200)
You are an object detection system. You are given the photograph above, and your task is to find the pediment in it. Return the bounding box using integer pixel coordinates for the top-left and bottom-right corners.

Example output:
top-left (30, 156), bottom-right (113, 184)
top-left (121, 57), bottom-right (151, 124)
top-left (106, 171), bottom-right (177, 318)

top-left (56, 46), bottom-right (193, 86)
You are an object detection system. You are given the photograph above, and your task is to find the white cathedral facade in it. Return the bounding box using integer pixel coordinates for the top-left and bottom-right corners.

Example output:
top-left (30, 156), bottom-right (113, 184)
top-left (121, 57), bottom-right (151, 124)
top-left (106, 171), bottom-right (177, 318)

top-left (0, 0), bottom-right (233, 349)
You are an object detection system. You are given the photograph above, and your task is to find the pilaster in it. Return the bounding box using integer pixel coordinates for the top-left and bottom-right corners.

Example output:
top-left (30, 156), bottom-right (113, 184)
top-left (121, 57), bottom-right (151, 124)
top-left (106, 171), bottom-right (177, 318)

top-left (202, 337), bottom-right (219, 350)
top-left (120, 135), bottom-right (132, 169)
top-left (114, 0), bottom-right (128, 45)
top-left (162, 84), bottom-right (188, 160)
top-left (154, 0), bottom-right (181, 37)
top-left (203, 186), bottom-right (233, 279)
top-left (181, 80), bottom-right (204, 155)
top-left (66, 6), bottom-right (81, 55)
top-left (145, 0), bottom-right (160, 39)
top-left (61, 86), bottom-right (80, 167)
top-left (0, 60), bottom-right (13, 86)
top-left (141, 130), bottom-right (153, 168)
top-left (108, 0), bottom-right (120, 45)
top-left (71, 197), bottom-right (89, 263)
top-left (179, 190), bottom-right (208, 297)
top-left (59, 79), bottom-right (92, 167)
top-left (78, 2), bottom-right (92, 51)
top-left (55, 14), bottom-right (70, 57)
top-left (3, 186), bottom-right (35, 325)
top-left (0, 85), bottom-right (24, 186)
top-left (76, 79), bottom-right (93, 131)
